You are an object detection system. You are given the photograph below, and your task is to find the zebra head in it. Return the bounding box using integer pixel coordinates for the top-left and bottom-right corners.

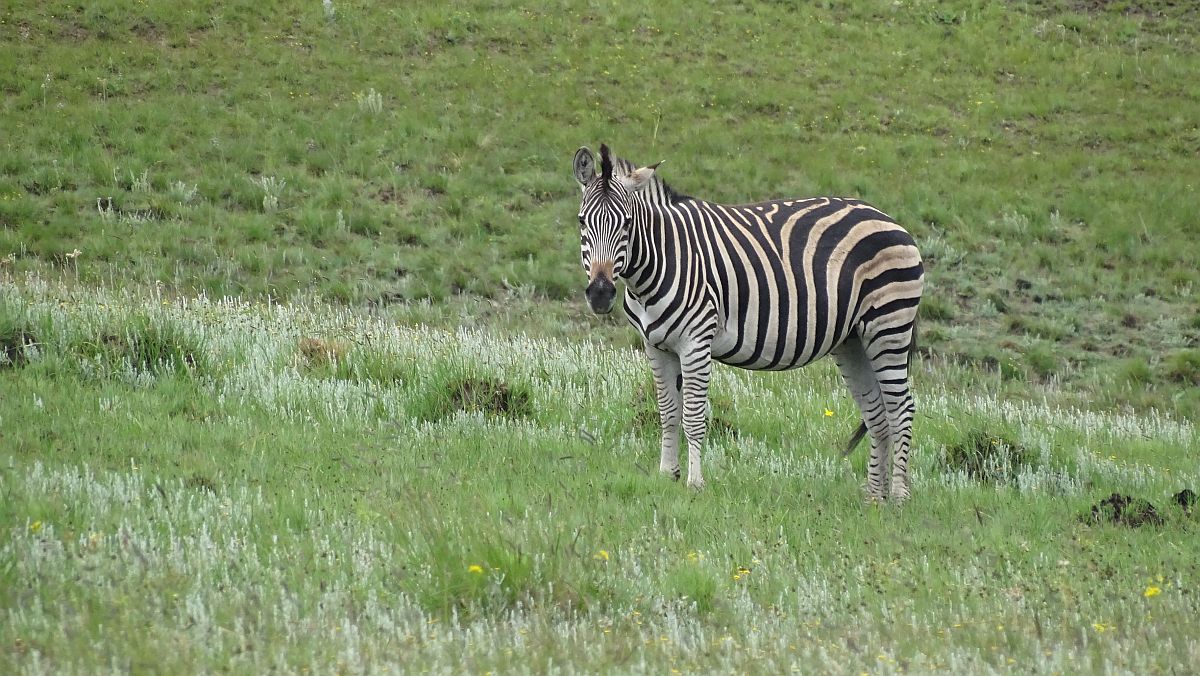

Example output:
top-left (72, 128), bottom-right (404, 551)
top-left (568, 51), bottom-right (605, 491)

top-left (572, 144), bottom-right (659, 315)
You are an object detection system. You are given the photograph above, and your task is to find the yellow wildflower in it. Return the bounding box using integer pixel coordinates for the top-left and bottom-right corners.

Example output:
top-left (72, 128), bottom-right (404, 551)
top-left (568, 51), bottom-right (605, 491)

top-left (30, 520), bottom-right (42, 533)
top-left (824, 409), bottom-right (834, 417)
top-left (595, 550), bottom-right (610, 562)
top-left (467, 564), bottom-right (483, 574)
top-left (1144, 585), bottom-right (1161, 598)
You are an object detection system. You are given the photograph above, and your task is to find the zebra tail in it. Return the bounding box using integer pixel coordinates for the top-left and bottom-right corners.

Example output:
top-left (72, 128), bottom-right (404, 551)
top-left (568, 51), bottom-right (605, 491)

top-left (841, 421), bottom-right (868, 458)
top-left (840, 314), bottom-right (919, 458)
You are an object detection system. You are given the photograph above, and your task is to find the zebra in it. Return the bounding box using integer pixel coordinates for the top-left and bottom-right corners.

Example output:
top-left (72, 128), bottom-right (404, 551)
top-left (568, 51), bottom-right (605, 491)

top-left (572, 144), bottom-right (924, 502)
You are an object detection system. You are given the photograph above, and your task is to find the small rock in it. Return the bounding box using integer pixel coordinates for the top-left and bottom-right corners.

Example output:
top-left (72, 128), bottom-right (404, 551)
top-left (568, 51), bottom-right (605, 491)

top-left (1086, 493), bottom-right (1163, 528)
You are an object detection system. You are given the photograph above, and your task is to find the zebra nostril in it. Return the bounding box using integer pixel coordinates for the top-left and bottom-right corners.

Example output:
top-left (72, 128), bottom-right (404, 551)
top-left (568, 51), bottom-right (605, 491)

top-left (585, 277), bottom-right (616, 313)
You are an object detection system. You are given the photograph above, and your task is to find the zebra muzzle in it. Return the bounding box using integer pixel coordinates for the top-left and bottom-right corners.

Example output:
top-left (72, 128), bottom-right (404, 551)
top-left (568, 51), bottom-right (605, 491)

top-left (584, 275), bottom-right (617, 315)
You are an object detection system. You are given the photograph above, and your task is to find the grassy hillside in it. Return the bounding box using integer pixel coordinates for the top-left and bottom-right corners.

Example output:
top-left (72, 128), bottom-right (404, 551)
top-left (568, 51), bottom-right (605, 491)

top-left (2, 280), bottom-right (1198, 673)
top-left (2, 1), bottom-right (1199, 671)
top-left (1, 0), bottom-right (1198, 416)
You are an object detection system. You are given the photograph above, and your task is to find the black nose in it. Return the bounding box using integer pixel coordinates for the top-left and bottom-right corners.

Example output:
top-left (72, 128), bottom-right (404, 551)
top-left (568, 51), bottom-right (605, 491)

top-left (585, 277), bottom-right (616, 314)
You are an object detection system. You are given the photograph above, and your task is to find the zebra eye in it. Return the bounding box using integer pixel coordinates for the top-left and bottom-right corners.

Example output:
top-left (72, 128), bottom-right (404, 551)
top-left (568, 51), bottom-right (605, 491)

top-left (578, 215), bottom-right (585, 227)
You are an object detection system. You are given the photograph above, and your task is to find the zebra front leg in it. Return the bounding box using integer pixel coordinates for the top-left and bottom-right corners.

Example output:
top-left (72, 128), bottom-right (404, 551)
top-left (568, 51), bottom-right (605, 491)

top-left (645, 344), bottom-right (683, 480)
top-left (679, 343), bottom-right (714, 490)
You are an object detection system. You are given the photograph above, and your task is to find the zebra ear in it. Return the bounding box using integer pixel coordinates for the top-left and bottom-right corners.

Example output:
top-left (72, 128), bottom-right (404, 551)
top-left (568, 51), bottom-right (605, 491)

top-left (620, 161), bottom-right (662, 193)
top-left (573, 147), bottom-right (596, 188)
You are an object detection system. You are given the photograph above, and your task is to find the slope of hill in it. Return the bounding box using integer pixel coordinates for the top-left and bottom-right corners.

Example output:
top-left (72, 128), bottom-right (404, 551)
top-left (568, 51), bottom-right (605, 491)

top-left (2, 2), bottom-right (1199, 669)
top-left (1, 0), bottom-right (1198, 417)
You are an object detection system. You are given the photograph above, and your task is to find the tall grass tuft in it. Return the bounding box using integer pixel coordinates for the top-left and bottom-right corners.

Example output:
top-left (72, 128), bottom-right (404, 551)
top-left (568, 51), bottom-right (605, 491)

top-left (941, 428), bottom-right (1036, 484)
top-left (256, 176), bottom-right (286, 213)
top-left (70, 314), bottom-right (208, 380)
top-left (354, 88), bottom-right (383, 116)
top-left (0, 314), bottom-right (38, 368)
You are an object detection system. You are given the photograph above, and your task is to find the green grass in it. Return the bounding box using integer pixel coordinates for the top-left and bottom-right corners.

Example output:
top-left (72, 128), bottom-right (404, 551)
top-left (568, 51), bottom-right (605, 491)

top-left (1, 0), bottom-right (1198, 417)
top-left (2, 0), bottom-right (1199, 671)
top-left (2, 280), bottom-right (1198, 673)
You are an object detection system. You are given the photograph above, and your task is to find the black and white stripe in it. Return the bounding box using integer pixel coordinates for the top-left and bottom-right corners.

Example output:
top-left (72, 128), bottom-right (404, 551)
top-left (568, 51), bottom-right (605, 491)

top-left (573, 144), bottom-right (923, 501)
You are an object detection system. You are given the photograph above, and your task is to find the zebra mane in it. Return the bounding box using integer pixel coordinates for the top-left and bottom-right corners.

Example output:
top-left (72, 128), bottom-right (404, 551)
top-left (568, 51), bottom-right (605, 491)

top-left (599, 143), bottom-right (614, 185)
top-left (657, 177), bottom-right (690, 203)
top-left (600, 144), bottom-right (690, 202)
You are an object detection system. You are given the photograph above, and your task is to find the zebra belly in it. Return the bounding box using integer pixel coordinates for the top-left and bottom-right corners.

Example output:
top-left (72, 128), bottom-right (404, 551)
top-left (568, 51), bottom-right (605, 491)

top-left (710, 315), bottom-right (839, 372)
top-left (624, 294), bottom-right (843, 370)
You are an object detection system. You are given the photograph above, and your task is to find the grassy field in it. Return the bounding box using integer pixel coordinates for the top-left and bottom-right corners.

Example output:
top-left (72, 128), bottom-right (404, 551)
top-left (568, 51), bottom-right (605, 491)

top-left (2, 280), bottom-right (1198, 673)
top-left (2, 0), bottom-right (1199, 672)
top-left (1, 0), bottom-right (1198, 416)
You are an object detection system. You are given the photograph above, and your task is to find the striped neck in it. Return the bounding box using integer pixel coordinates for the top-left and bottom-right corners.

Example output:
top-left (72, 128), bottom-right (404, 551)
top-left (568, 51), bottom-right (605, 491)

top-left (621, 182), bottom-right (690, 298)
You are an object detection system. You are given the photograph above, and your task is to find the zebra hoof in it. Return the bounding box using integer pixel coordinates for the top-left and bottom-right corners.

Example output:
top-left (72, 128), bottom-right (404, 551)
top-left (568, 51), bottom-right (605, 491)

top-left (660, 466), bottom-right (681, 481)
top-left (890, 481), bottom-right (911, 505)
top-left (863, 482), bottom-right (887, 505)
top-left (686, 476), bottom-right (706, 491)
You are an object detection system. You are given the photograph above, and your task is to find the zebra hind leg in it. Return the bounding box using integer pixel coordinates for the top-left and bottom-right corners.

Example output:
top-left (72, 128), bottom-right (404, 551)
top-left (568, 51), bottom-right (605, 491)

top-left (831, 338), bottom-right (891, 503)
top-left (862, 320), bottom-right (919, 504)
